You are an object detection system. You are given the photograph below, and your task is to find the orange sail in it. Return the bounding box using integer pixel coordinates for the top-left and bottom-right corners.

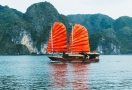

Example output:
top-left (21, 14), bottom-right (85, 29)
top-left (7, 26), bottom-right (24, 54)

top-left (46, 22), bottom-right (68, 52)
top-left (69, 24), bottom-right (90, 52)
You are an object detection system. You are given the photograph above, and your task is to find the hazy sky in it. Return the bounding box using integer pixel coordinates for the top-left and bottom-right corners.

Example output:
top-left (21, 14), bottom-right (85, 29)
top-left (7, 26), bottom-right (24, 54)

top-left (0, 0), bottom-right (132, 19)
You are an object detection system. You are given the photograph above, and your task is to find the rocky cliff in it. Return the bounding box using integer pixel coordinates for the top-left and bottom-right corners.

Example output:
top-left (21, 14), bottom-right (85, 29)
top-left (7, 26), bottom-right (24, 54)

top-left (0, 2), bottom-right (71, 54)
top-left (0, 2), bottom-right (132, 54)
top-left (68, 14), bottom-right (132, 54)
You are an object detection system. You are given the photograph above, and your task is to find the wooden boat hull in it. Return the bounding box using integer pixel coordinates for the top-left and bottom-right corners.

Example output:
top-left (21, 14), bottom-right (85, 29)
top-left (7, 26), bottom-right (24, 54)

top-left (48, 56), bottom-right (99, 63)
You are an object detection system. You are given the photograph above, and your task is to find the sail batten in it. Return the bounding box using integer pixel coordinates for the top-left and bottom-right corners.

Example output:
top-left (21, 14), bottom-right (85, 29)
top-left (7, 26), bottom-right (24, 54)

top-left (47, 22), bottom-right (90, 53)
top-left (69, 24), bottom-right (90, 52)
top-left (46, 22), bottom-right (68, 52)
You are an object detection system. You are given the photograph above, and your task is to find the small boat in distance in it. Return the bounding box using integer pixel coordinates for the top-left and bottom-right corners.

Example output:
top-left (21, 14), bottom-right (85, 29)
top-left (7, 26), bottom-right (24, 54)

top-left (46, 22), bottom-right (99, 63)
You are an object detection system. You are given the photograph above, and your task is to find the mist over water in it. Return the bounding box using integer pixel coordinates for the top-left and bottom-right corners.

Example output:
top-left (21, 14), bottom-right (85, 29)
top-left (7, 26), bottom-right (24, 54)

top-left (0, 55), bottom-right (132, 90)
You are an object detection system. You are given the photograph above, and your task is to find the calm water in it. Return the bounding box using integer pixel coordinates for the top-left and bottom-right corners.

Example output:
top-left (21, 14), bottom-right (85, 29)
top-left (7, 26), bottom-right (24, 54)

top-left (0, 55), bottom-right (132, 90)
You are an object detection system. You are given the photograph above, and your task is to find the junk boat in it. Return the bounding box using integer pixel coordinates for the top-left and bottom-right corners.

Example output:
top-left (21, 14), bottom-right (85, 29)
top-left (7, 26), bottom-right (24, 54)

top-left (46, 22), bottom-right (99, 63)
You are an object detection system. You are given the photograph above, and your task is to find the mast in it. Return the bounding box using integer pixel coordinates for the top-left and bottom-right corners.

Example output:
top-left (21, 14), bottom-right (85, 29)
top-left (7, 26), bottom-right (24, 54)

top-left (50, 25), bottom-right (53, 52)
top-left (71, 25), bottom-right (73, 53)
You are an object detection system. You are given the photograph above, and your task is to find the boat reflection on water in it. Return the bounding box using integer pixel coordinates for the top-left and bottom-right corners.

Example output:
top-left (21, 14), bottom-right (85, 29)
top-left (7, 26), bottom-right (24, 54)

top-left (49, 63), bottom-right (90, 90)
top-left (72, 63), bottom-right (89, 90)
top-left (50, 63), bottom-right (68, 89)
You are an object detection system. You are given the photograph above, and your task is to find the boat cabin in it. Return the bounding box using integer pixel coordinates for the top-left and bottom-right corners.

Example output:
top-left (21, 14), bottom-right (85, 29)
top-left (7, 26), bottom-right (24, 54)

top-left (63, 52), bottom-right (99, 59)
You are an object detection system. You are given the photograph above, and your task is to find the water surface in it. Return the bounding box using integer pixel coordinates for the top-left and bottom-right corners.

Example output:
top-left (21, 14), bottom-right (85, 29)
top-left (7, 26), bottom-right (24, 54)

top-left (0, 55), bottom-right (132, 90)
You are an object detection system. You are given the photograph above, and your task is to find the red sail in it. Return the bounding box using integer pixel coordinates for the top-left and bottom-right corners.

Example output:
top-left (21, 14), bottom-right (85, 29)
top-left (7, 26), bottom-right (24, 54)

top-left (46, 22), bottom-right (68, 52)
top-left (69, 24), bottom-right (90, 52)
